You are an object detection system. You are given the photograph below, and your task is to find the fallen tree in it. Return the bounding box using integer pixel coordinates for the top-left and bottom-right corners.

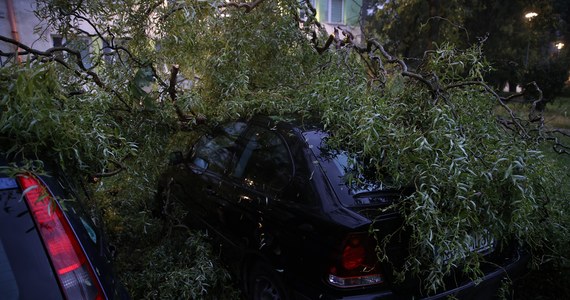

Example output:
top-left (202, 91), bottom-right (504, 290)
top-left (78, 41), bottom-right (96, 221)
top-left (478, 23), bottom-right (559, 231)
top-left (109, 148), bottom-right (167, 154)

top-left (1, 0), bottom-right (568, 297)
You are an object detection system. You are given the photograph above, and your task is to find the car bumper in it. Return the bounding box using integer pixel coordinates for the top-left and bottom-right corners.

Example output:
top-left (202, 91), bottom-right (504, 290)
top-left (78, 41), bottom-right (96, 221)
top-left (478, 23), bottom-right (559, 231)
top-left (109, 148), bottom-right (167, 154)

top-left (292, 250), bottom-right (529, 300)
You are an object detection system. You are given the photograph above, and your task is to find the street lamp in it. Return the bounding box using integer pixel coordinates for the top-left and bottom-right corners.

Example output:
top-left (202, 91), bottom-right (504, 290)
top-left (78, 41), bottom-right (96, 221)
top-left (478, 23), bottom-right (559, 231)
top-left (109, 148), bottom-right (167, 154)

top-left (555, 42), bottom-right (565, 57)
top-left (525, 12), bottom-right (538, 20)
top-left (524, 12), bottom-right (538, 67)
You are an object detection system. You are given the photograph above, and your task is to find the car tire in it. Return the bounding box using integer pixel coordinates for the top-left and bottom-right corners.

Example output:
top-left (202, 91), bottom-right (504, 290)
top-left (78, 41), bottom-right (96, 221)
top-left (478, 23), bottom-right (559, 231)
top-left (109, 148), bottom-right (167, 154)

top-left (152, 186), bottom-right (174, 219)
top-left (249, 261), bottom-right (289, 300)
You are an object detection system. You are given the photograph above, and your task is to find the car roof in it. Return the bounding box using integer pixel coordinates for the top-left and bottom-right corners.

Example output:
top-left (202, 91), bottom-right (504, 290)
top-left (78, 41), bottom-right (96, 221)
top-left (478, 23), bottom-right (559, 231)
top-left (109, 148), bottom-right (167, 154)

top-left (249, 114), bottom-right (323, 131)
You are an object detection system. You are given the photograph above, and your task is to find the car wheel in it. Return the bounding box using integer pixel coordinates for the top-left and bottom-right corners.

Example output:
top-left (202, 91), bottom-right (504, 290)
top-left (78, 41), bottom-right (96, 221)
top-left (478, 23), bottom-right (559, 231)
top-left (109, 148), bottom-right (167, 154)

top-left (152, 185), bottom-right (174, 219)
top-left (249, 261), bottom-right (289, 300)
top-left (152, 186), bottom-right (165, 217)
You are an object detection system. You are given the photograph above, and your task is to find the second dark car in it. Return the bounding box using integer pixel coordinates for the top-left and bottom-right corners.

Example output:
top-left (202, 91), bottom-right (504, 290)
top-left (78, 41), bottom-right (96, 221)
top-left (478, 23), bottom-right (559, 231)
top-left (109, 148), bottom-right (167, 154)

top-left (0, 147), bottom-right (129, 300)
top-left (156, 115), bottom-right (528, 300)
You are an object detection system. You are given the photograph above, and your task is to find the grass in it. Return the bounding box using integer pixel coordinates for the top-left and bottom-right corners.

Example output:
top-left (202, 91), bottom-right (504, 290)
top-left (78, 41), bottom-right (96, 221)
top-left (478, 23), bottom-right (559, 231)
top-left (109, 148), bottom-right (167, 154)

top-left (495, 96), bottom-right (570, 173)
top-left (496, 97), bottom-right (570, 130)
top-left (535, 98), bottom-right (570, 178)
top-left (540, 97), bottom-right (570, 129)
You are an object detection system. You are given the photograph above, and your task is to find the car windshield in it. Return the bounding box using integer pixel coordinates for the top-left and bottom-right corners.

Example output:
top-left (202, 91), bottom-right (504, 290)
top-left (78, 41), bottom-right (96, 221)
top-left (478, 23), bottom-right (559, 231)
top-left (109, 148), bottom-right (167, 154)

top-left (320, 150), bottom-right (387, 191)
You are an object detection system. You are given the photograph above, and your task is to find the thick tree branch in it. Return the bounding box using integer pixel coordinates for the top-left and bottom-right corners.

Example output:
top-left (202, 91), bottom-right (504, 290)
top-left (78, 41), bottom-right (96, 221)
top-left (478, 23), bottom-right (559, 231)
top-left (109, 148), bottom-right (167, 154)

top-left (370, 40), bottom-right (439, 94)
top-left (309, 26), bottom-right (440, 99)
top-left (313, 33), bottom-right (335, 54)
top-left (167, 65), bottom-right (205, 125)
top-left (51, 8), bottom-right (170, 113)
top-left (0, 34), bottom-right (130, 110)
top-left (307, 25), bottom-right (567, 153)
top-left (168, 64), bottom-right (189, 122)
top-left (61, 11), bottom-right (143, 69)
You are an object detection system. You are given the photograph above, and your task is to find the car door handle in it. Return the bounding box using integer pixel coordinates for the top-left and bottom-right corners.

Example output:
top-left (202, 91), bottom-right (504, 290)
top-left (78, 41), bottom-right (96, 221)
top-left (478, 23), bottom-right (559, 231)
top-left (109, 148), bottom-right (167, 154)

top-left (204, 186), bottom-right (217, 196)
top-left (239, 195), bottom-right (253, 203)
top-left (298, 223), bottom-right (314, 232)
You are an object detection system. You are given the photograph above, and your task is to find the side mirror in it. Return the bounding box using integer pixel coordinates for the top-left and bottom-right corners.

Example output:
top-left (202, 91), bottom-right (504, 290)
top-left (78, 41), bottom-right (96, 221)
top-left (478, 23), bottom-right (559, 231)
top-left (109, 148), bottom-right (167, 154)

top-left (168, 151), bottom-right (184, 166)
top-left (190, 157), bottom-right (208, 174)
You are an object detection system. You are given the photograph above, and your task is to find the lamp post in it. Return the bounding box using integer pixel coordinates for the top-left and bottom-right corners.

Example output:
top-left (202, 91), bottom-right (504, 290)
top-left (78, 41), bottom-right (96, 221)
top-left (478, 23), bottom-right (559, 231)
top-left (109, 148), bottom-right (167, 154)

top-left (525, 12), bottom-right (538, 20)
top-left (555, 42), bottom-right (565, 57)
top-left (524, 12), bottom-right (538, 67)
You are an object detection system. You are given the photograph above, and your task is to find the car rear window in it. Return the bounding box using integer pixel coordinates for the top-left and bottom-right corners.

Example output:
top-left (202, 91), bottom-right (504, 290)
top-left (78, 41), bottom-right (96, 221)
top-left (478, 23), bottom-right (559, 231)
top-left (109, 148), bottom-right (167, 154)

top-left (303, 131), bottom-right (398, 207)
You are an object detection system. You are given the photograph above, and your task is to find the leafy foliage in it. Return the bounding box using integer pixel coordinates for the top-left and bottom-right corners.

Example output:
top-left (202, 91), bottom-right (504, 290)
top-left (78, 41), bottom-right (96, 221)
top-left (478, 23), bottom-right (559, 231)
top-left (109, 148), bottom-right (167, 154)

top-left (0, 62), bottom-right (137, 172)
top-left (1, 0), bottom-right (569, 298)
top-left (365, 0), bottom-right (570, 98)
top-left (295, 43), bottom-right (569, 292)
top-left (117, 223), bottom-right (239, 299)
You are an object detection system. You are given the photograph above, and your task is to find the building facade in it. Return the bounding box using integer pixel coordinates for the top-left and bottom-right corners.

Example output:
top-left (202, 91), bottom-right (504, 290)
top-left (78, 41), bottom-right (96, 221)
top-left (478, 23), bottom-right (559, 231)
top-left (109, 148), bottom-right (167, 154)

top-left (1, 0), bottom-right (364, 66)
top-left (0, 0), bottom-right (98, 65)
top-left (308, 0), bottom-right (363, 43)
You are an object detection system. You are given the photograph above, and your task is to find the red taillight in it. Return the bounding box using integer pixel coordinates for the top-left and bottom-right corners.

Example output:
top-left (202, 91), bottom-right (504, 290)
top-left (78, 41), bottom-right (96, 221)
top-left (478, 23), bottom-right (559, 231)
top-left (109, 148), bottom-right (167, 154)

top-left (17, 173), bottom-right (105, 300)
top-left (328, 233), bottom-right (384, 288)
top-left (342, 238), bottom-right (366, 270)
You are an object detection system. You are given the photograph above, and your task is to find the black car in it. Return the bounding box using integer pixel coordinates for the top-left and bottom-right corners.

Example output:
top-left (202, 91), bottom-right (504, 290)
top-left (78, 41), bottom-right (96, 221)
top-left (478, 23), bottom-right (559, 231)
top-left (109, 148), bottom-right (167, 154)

top-left (156, 115), bottom-right (528, 300)
top-left (0, 149), bottom-right (129, 300)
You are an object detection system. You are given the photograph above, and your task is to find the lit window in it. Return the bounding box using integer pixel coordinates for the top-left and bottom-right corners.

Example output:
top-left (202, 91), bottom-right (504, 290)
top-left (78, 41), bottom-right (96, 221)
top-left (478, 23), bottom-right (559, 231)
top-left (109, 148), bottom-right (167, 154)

top-left (52, 36), bottom-right (93, 69)
top-left (329, 0), bottom-right (344, 24)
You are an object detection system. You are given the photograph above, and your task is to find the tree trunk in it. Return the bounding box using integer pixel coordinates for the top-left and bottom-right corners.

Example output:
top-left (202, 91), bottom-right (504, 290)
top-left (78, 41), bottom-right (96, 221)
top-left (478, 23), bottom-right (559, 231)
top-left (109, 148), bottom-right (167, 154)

top-left (426, 0), bottom-right (441, 50)
top-left (509, 81), bottom-right (517, 93)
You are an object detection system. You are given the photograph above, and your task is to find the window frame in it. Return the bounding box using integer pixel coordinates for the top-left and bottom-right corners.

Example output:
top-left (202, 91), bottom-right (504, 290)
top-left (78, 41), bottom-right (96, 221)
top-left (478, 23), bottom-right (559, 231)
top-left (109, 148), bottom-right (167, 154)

top-left (188, 122), bottom-right (247, 176)
top-left (327, 0), bottom-right (344, 24)
top-left (231, 125), bottom-right (294, 192)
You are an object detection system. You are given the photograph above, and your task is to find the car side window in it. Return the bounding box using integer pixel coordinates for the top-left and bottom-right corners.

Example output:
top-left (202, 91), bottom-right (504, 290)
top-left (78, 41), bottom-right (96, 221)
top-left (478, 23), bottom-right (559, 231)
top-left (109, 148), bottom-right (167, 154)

top-left (232, 125), bottom-right (293, 191)
top-left (191, 122), bottom-right (247, 174)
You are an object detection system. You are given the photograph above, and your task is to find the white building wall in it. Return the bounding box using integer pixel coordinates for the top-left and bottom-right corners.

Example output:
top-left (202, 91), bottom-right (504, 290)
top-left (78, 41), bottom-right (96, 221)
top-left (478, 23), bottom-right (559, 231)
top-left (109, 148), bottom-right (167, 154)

top-left (1, 0), bottom-right (97, 64)
top-left (1, 0), bottom-right (53, 56)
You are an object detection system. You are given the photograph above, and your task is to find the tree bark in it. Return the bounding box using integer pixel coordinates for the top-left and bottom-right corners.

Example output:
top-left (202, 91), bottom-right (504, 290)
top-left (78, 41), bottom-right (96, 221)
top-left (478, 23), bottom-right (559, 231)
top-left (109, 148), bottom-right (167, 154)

top-left (427, 0), bottom-right (441, 50)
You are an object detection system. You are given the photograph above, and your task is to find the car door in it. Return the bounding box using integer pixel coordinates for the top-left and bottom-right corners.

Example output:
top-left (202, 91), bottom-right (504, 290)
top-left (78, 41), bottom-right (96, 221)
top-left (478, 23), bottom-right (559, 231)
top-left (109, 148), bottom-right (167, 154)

top-left (218, 124), bottom-right (295, 254)
top-left (172, 122), bottom-right (247, 229)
